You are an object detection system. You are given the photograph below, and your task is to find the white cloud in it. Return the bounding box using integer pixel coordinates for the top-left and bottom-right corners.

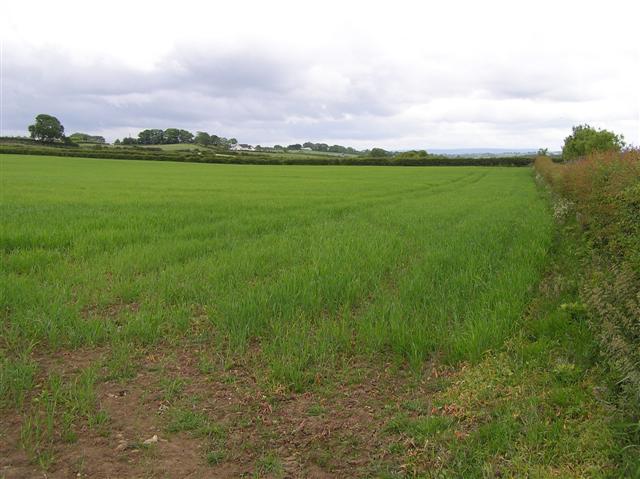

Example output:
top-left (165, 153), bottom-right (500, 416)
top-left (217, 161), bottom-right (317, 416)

top-left (2, 0), bottom-right (639, 149)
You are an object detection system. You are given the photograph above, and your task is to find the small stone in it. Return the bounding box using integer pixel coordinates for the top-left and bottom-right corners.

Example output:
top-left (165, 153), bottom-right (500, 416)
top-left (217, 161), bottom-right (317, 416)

top-left (143, 434), bottom-right (158, 445)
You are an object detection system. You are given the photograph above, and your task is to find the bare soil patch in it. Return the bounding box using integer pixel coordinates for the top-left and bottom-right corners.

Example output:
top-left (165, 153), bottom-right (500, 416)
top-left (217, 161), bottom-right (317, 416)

top-left (1, 346), bottom-right (451, 478)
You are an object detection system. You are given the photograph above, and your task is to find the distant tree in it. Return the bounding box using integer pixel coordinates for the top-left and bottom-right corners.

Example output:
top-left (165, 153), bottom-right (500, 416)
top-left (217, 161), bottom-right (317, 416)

top-left (562, 125), bottom-right (625, 160)
top-left (163, 128), bottom-right (180, 144)
top-left (273, 145), bottom-right (284, 150)
top-left (69, 132), bottom-right (105, 143)
top-left (114, 139), bottom-right (121, 145)
top-left (369, 147), bottom-right (389, 158)
top-left (122, 136), bottom-right (137, 145)
top-left (138, 129), bottom-right (164, 145)
top-left (394, 150), bottom-right (428, 160)
top-left (316, 143), bottom-right (329, 152)
top-left (28, 114), bottom-right (65, 142)
top-left (328, 144), bottom-right (347, 153)
top-left (137, 130), bottom-right (149, 144)
top-left (178, 129), bottom-right (194, 144)
top-left (229, 138), bottom-right (238, 145)
top-left (210, 135), bottom-right (221, 146)
top-left (537, 148), bottom-right (549, 156)
top-left (287, 144), bottom-right (302, 150)
top-left (150, 129), bottom-right (164, 144)
top-left (195, 131), bottom-right (211, 146)
top-left (303, 141), bottom-right (315, 149)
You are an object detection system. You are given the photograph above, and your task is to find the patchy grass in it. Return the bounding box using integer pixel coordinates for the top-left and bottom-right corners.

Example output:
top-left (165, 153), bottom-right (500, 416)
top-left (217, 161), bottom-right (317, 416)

top-left (256, 451), bottom-right (285, 477)
top-left (165, 408), bottom-right (224, 439)
top-left (17, 366), bottom-right (109, 469)
top-left (0, 350), bottom-right (37, 409)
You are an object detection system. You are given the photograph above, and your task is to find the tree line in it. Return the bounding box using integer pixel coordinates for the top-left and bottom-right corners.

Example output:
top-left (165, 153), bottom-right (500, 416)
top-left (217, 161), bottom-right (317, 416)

top-left (115, 129), bottom-right (242, 148)
top-left (22, 113), bottom-right (628, 160)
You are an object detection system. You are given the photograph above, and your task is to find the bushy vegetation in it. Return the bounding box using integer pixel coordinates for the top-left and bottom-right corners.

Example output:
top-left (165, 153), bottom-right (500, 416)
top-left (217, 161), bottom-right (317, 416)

top-left (535, 149), bottom-right (640, 402)
top-left (68, 132), bottom-right (106, 144)
top-left (562, 124), bottom-right (625, 161)
top-left (393, 149), bottom-right (430, 161)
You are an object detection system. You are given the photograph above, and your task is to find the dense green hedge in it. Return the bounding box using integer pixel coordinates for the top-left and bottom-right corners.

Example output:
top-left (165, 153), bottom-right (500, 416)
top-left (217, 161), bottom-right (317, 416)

top-left (536, 151), bottom-right (640, 403)
top-left (0, 144), bottom-right (535, 167)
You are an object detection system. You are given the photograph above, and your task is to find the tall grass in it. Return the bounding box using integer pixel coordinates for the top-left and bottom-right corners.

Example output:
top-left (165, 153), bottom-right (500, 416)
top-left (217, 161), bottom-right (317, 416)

top-left (1, 154), bottom-right (552, 391)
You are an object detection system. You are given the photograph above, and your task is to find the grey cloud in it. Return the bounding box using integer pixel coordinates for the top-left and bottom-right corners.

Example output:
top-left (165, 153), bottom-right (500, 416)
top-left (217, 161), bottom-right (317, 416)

top-left (3, 41), bottom-right (637, 149)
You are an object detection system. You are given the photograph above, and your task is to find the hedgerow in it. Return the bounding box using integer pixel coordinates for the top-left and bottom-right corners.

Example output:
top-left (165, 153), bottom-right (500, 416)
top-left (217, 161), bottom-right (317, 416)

top-left (535, 150), bottom-right (640, 402)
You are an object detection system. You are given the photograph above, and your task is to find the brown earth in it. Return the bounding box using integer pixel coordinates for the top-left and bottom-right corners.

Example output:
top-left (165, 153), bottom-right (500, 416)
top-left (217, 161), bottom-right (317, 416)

top-left (1, 346), bottom-right (456, 478)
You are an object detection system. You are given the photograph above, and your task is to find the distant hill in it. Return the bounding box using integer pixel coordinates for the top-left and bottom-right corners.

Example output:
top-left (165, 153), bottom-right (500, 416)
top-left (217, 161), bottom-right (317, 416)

top-left (428, 148), bottom-right (538, 157)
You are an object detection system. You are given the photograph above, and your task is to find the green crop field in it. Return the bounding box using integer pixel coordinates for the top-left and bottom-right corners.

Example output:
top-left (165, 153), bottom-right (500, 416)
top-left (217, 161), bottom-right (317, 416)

top-left (1, 154), bottom-right (551, 377)
top-left (7, 153), bottom-right (630, 477)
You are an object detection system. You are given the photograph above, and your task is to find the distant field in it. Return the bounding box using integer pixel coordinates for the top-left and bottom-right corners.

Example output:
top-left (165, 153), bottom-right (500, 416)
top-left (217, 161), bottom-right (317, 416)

top-left (134, 143), bottom-right (209, 151)
top-left (77, 142), bottom-right (209, 151)
top-left (2, 154), bottom-right (569, 475)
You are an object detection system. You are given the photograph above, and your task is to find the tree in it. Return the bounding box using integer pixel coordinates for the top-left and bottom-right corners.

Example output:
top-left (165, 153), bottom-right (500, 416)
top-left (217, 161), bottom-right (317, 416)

top-left (287, 144), bottom-right (302, 150)
top-left (328, 144), bottom-right (347, 153)
top-left (28, 114), bottom-right (65, 142)
top-left (537, 148), bottom-right (549, 156)
top-left (369, 147), bottom-right (389, 158)
top-left (178, 129), bottom-right (194, 144)
top-left (138, 129), bottom-right (164, 145)
top-left (122, 137), bottom-right (137, 145)
top-left (562, 125), bottom-right (625, 160)
top-left (163, 128), bottom-right (181, 144)
top-left (217, 137), bottom-right (231, 149)
top-left (195, 131), bottom-right (211, 146)
top-left (114, 139), bottom-right (121, 145)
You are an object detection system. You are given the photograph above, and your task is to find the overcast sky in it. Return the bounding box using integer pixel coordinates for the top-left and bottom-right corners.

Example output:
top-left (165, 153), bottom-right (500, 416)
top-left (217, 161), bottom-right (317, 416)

top-left (2, 0), bottom-right (639, 150)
